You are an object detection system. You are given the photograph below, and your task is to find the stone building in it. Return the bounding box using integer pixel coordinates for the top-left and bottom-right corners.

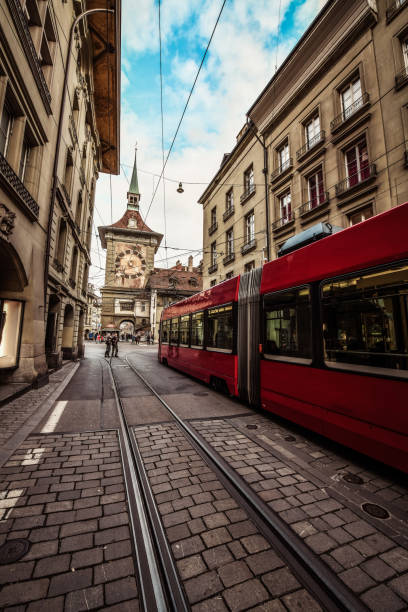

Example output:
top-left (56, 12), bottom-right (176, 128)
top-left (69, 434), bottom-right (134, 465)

top-left (85, 283), bottom-right (101, 337)
top-left (99, 151), bottom-right (202, 340)
top-left (0, 0), bottom-right (121, 387)
top-left (199, 0), bottom-right (408, 289)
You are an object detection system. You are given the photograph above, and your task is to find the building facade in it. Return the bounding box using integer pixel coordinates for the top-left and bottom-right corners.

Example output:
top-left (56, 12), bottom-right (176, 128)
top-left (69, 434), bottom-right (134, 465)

top-left (99, 152), bottom-right (202, 340)
top-left (85, 283), bottom-right (101, 337)
top-left (0, 0), bottom-right (121, 386)
top-left (199, 0), bottom-right (408, 289)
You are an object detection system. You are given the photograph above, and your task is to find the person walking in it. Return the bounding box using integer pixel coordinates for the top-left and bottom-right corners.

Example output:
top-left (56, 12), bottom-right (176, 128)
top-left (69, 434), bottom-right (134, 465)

top-left (105, 335), bottom-right (112, 357)
top-left (111, 333), bottom-right (119, 357)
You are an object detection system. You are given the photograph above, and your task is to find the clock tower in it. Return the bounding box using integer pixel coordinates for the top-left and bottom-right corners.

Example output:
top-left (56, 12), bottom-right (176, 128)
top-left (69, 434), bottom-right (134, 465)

top-left (98, 149), bottom-right (163, 335)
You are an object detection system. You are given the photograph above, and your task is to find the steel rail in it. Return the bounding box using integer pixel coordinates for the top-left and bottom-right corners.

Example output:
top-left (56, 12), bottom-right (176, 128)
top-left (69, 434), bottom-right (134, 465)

top-left (106, 360), bottom-right (168, 612)
top-left (125, 353), bottom-right (369, 612)
top-left (107, 358), bottom-right (189, 612)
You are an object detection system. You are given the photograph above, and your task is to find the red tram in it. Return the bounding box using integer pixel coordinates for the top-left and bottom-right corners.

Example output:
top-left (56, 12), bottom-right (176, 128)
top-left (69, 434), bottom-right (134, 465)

top-left (159, 203), bottom-right (408, 472)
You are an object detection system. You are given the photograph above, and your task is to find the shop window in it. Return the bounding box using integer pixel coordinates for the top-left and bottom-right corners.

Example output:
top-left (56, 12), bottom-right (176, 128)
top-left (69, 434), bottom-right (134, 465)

top-left (0, 299), bottom-right (24, 369)
top-left (348, 204), bottom-right (373, 226)
top-left (264, 287), bottom-right (312, 362)
top-left (321, 262), bottom-right (408, 377)
top-left (191, 311), bottom-right (204, 347)
top-left (206, 304), bottom-right (233, 351)
top-left (179, 314), bottom-right (190, 346)
top-left (170, 318), bottom-right (179, 345)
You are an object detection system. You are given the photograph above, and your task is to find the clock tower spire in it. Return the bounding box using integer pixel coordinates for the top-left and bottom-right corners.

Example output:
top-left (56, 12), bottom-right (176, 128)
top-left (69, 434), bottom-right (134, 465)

top-left (127, 145), bottom-right (140, 211)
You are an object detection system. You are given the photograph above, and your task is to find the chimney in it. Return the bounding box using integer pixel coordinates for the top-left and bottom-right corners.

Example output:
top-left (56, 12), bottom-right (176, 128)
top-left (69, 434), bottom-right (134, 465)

top-left (188, 255), bottom-right (193, 272)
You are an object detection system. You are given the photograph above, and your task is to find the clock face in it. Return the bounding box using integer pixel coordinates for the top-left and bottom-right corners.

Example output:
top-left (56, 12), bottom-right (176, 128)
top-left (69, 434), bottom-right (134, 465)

top-left (114, 242), bottom-right (147, 288)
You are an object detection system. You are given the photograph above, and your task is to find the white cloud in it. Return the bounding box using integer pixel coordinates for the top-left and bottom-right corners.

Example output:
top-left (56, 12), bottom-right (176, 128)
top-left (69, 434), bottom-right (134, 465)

top-left (92, 0), bottom-right (322, 289)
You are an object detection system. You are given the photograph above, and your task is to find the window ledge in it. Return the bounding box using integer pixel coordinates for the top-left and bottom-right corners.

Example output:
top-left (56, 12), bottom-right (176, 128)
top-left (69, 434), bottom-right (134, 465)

top-left (335, 164), bottom-right (377, 198)
top-left (223, 206), bottom-right (234, 222)
top-left (271, 160), bottom-right (293, 184)
top-left (240, 185), bottom-right (256, 205)
top-left (386, 0), bottom-right (408, 23)
top-left (272, 215), bottom-right (295, 234)
top-left (395, 66), bottom-right (408, 90)
top-left (296, 132), bottom-right (325, 162)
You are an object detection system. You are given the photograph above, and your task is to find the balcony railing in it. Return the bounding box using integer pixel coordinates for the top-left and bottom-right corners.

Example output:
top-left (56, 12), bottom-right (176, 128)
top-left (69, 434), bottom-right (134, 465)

top-left (386, 0), bottom-right (407, 21)
top-left (240, 183), bottom-right (256, 204)
top-left (296, 131), bottom-right (325, 160)
top-left (0, 151), bottom-right (39, 220)
top-left (272, 212), bottom-right (294, 231)
top-left (223, 252), bottom-right (235, 266)
top-left (271, 158), bottom-right (293, 182)
top-left (395, 66), bottom-right (408, 89)
top-left (208, 263), bottom-right (218, 275)
top-left (335, 164), bottom-right (377, 196)
top-left (52, 259), bottom-right (65, 274)
top-left (208, 221), bottom-right (218, 236)
top-left (299, 193), bottom-right (329, 216)
top-left (330, 93), bottom-right (369, 131)
top-left (241, 239), bottom-right (256, 255)
top-left (69, 278), bottom-right (76, 289)
top-left (223, 206), bottom-right (234, 222)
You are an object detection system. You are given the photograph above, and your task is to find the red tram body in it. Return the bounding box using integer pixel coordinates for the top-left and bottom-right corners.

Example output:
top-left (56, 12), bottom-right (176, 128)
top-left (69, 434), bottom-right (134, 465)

top-left (159, 204), bottom-right (408, 472)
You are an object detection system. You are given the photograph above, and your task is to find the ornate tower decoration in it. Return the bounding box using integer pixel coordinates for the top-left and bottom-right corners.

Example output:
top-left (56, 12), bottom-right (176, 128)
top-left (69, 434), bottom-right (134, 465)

top-left (98, 147), bottom-right (163, 331)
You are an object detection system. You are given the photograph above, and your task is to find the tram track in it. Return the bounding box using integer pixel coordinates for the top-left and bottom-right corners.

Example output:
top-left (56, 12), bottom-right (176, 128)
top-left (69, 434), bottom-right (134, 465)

top-left (107, 353), bottom-right (369, 612)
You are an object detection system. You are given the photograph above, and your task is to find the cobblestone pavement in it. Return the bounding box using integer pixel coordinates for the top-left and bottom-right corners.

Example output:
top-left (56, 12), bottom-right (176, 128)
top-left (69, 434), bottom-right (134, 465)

top-left (192, 419), bottom-right (408, 612)
top-left (229, 414), bottom-right (408, 514)
top-left (134, 422), bottom-right (322, 612)
top-left (0, 431), bottom-right (139, 611)
top-left (0, 363), bottom-right (77, 451)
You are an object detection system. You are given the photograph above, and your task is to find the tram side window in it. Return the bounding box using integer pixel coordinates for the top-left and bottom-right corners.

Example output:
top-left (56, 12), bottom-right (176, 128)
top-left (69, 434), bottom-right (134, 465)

top-left (207, 304), bottom-right (233, 351)
top-left (191, 311), bottom-right (204, 347)
top-left (264, 287), bottom-right (312, 361)
top-left (321, 262), bottom-right (408, 376)
top-left (161, 319), bottom-right (170, 344)
top-left (170, 318), bottom-right (179, 345)
top-left (179, 314), bottom-right (190, 346)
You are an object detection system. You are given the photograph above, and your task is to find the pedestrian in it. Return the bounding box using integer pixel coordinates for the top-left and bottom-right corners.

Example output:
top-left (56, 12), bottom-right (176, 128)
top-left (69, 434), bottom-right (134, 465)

top-left (135, 332), bottom-right (140, 345)
top-left (111, 333), bottom-right (119, 357)
top-left (105, 334), bottom-right (112, 357)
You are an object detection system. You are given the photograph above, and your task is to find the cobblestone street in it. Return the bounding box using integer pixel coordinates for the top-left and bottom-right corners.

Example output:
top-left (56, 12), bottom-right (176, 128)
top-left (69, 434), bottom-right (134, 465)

top-left (0, 343), bottom-right (407, 611)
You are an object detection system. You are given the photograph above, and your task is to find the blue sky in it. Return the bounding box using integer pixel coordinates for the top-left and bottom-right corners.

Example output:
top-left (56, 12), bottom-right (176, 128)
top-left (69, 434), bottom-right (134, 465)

top-left (90, 0), bottom-right (324, 288)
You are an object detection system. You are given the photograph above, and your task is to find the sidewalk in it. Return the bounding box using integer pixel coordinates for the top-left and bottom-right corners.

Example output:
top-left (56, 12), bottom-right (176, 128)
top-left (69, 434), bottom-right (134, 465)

top-left (0, 362), bottom-right (79, 469)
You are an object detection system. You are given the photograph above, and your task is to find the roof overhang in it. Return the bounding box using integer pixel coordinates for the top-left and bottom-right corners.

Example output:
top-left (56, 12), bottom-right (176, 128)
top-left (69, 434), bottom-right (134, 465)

top-left (86, 0), bottom-right (121, 175)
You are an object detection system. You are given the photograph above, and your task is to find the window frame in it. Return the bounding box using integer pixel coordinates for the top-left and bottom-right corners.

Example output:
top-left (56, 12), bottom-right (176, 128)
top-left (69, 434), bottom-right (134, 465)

top-left (226, 228), bottom-right (234, 255)
top-left (245, 211), bottom-right (255, 243)
top-left (279, 191), bottom-right (292, 222)
top-left (191, 310), bottom-right (205, 349)
top-left (277, 141), bottom-right (289, 171)
top-left (319, 260), bottom-right (408, 380)
top-left (263, 284), bottom-right (313, 365)
top-left (244, 164), bottom-right (254, 192)
top-left (226, 188), bottom-right (234, 211)
top-left (179, 313), bottom-right (191, 347)
top-left (205, 302), bottom-right (234, 353)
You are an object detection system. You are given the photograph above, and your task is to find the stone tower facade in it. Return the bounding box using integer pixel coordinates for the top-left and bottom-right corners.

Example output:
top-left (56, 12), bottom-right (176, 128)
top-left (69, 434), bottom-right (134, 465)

top-left (98, 150), bottom-right (163, 334)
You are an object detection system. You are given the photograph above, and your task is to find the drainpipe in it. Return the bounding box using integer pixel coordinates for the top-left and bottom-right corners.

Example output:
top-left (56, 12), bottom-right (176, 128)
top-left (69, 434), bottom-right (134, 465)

top-left (44, 7), bottom-right (115, 309)
top-left (247, 119), bottom-right (270, 262)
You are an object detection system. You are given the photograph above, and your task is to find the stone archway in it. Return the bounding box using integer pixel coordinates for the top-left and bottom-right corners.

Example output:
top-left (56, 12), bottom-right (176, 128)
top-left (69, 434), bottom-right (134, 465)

top-left (61, 304), bottom-right (74, 359)
top-left (119, 319), bottom-right (134, 341)
top-left (0, 238), bottom-right (28, 291)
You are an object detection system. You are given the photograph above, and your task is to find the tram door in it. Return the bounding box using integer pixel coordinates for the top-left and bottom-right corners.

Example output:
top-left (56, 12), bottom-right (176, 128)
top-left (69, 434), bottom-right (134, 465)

top-left (237, 268), bottom-right (262, 405)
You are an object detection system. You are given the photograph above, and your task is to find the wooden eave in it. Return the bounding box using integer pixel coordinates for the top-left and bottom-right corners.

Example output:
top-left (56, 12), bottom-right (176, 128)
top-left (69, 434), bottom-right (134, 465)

top-left (86, 0), bottom-right (121, 175)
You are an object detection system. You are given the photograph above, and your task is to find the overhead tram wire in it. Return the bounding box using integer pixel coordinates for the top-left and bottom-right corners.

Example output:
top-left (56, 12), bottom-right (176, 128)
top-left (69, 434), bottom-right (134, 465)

top-left (143, 0), bottom-right (228, 225)
top-left (158, 0), bottom-right (169, 270)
